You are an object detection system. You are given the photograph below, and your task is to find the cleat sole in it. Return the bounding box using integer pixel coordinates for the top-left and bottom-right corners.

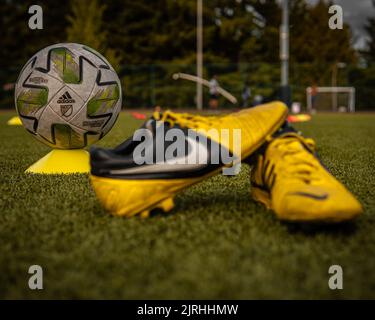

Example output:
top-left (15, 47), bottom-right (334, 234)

top-left (90, 175), bottom-right (205, 218)
top-left (140, 211), bottom-right (150, 219)
top-left (157, 197), bottom-right (174, 212)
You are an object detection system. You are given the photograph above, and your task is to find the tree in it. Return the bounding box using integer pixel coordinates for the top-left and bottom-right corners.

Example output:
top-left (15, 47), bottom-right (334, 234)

top-left (66, 0), bottom-right (121, 70)
top-left (251, 0), bottom-right (281, 62)
top-left (0, 0), bottom-right (70, 69)
top-left (0, 0), bottom-right (364, 109)
top-left (0, 0), bottom-right (70, 108)
top-left (364, 0), bottom-right (375, 63)
top-left (286, 0), bottom-right (357, 88)
top-left (289, 0), bottom-right (356, 66)
top-left (102, 0), bottom-right (262, 65)
top-left (204, 0), bottom-right (260, 63)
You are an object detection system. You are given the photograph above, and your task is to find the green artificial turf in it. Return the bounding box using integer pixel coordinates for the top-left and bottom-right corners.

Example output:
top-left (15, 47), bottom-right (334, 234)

top-left (0, 111), bottom-right (374, 299)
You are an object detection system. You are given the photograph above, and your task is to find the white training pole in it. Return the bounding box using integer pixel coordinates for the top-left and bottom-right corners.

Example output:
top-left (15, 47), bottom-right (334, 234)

top-left (350, 87), bottom-right (356, 112)
top-left (306, 87), bottom-right (312, 112)
top-left (280, 0), bottom-right (289, 88)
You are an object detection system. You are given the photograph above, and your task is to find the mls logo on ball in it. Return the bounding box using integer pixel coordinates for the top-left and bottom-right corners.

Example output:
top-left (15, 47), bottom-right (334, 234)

top-left (60, 105), bottom-right (73, 117)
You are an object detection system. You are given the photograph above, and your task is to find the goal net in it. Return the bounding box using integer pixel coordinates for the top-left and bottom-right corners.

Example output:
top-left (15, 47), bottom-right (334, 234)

top-left (306, 87), bottom-right (356, 112)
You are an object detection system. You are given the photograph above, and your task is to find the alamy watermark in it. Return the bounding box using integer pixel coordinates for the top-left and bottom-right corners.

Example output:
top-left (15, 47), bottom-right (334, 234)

top-left (328, 5), bottom-right (343, 30)
top-left (28, 5), bottom-right (43, 30)
top-left (328, 265), bottom-right (343, 290)
top-left (28, 4), bottom-right (343, 31)
top-left (131, 124), bottom-right (242, 176)
top-left (28, 265), bottom-right (43, 290)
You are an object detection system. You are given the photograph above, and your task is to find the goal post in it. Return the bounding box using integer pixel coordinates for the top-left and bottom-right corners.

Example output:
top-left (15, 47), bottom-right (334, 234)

top-left (306, 87), bottom-right (356, 113)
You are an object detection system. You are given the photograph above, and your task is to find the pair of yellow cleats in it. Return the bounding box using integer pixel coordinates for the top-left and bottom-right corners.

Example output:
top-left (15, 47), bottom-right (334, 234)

top-left (90, 101), bottom-right (362, 222)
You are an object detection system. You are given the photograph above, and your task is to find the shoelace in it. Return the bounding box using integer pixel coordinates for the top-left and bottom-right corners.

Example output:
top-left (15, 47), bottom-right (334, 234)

top-left (263, 134), bottom-right (321, 187)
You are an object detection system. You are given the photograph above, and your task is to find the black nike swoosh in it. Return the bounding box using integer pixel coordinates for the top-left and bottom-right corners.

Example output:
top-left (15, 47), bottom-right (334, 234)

top-left (288, 192), bottom-right (329, 200)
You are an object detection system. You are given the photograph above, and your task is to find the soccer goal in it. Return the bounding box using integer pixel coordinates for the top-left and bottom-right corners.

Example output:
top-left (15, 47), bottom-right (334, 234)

top-left (306, 87), bottom-right (356, 113)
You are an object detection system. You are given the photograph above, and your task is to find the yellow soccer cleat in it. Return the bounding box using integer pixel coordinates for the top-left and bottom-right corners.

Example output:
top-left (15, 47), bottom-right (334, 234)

top-left (90, 102), bottom-right (288, 217)
top-left (250, 131), bottom-right (363, 223)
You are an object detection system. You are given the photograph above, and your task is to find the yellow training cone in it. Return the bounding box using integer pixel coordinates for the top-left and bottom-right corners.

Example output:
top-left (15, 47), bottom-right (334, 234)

top-left (25, 149), bottom-right (90, 174)
top-left (7, 116), bottom-right (22, 126)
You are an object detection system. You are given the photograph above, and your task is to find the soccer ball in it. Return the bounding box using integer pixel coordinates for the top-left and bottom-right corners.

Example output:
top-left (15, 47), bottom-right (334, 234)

top-left (15, 43), bottom-right (122, 149)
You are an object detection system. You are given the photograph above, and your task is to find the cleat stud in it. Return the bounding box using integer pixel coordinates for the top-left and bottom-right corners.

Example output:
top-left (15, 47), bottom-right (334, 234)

top-left (159, 198), bottom-right (174, 212)
top-left (140, 210), bottom-right (150, 218)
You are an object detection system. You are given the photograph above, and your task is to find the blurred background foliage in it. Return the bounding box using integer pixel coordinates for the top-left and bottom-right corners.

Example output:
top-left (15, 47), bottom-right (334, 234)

top-left (0, 0), bottom-right (374, 109)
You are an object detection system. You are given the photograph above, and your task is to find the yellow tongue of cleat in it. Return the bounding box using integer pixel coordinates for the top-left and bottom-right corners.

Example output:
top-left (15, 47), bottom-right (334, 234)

top-left (159, 110), bottom-right (218, 130)
top-left (267, 135), bottom-right (321, 185)
top-left (152, 111), bottom-right (162, 120)
top-left (271, 133), bottom-right (316, 153)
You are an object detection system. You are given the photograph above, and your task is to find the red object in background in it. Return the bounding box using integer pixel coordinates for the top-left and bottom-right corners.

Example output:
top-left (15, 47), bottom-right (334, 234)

top-left (131, 112), bottom-right (147, 120)
top-left (287, 114), bottom-right (312, 123)
top-left (3, 83), bottom-right (14, 91)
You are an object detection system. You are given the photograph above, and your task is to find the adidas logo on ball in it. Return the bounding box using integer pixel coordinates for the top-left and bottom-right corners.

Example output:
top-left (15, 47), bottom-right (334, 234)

top-left (57, 91), bottom-right (75, 104)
